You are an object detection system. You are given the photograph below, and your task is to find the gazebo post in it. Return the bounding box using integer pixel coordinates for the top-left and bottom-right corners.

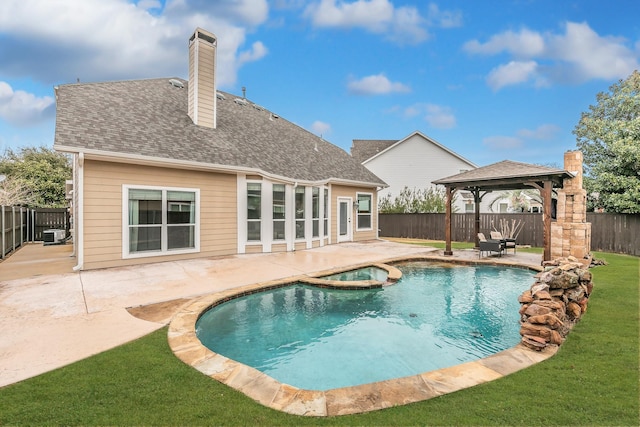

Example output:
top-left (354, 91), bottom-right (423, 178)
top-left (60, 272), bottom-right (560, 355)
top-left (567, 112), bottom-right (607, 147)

top-left (474, 188), bottom-right (481, 249)
top-left (542, 180), bottom-right (553, 262)
top-left (444, 186), bottom-right (453, 255)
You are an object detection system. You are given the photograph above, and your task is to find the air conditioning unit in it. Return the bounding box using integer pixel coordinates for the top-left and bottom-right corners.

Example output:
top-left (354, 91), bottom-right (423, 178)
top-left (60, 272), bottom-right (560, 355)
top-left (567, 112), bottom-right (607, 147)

top-left (43, 229), bottom-right (66, 245)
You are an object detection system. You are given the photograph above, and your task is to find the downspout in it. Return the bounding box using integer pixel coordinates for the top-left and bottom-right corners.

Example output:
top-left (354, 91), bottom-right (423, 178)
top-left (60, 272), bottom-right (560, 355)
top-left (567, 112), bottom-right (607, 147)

top-left (73, 152), bottom-right (84, 271)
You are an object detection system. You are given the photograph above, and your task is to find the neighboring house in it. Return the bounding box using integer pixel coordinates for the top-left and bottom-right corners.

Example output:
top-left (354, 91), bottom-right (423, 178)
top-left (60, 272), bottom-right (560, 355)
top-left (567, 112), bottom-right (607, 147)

top-left (54, 28), bottom-right (385, 271)
top-left (351, 131), bottom-right (478, 212)
top-left (486, 190), bottom-right (543, 213)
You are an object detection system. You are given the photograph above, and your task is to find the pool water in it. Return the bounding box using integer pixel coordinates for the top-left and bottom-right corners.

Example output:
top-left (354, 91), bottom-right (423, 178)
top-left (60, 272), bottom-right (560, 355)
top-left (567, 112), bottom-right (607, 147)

top-left (195, 262), bottom-right (533, 390)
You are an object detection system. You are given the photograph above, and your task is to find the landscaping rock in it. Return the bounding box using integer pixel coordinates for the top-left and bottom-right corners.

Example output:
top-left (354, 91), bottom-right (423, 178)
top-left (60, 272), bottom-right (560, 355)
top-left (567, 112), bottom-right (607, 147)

top-left (524, 304), bottom-right (552, 317)
top-left (518, 257), bottom-right (594, 351)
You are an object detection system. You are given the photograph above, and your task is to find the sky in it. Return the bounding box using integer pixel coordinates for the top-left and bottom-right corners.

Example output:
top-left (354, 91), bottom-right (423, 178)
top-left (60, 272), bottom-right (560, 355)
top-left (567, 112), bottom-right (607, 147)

top-left (0, 0), bottom-right (639, 168)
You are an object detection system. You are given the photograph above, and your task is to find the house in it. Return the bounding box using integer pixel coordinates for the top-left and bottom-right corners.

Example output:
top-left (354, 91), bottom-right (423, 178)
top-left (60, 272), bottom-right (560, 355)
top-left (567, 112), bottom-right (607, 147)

top-left (54, 28), bottom-right (386, 271)
top-left (351, 131), bottom-right (478, 212)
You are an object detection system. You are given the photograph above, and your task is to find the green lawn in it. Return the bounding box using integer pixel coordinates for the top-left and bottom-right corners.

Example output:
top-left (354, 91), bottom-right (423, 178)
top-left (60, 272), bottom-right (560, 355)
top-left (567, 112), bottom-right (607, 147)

top-left (0, 251), bottom-right (637, 426)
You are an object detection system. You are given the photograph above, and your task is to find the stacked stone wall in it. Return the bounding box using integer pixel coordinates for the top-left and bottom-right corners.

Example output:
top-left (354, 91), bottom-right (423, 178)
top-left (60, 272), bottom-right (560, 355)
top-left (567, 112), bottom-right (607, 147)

top-left (518, 256), bottom-right (593, 351)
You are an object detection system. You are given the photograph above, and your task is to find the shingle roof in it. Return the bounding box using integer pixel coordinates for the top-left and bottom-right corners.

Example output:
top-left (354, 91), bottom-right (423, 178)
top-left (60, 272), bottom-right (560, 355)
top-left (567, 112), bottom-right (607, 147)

top-left (350, 139), bottom-right (397, 163)
top-left (54, 78), bottom-right (386, 186)
top-left (432, 160), bottom-right (572, 190)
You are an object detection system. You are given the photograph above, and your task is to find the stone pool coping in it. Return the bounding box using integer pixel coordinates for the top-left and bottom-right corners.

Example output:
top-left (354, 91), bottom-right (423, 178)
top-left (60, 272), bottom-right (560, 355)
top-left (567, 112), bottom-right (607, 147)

top-left (168, 255), bottom-right (556, 416)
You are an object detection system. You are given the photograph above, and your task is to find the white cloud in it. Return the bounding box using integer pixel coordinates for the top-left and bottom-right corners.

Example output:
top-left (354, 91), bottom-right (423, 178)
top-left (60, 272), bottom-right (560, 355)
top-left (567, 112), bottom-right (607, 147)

top-left (138, 0), bottom-right (161, 11)
top-left (401, 104), bottom-right (421, 118)
top-left (465, 21), bottom-right (640, 89)
top-left (347, 73), bottom-right (410, 95)
top-left (303, 0), bottom-right (429, 44)
top-left (238, 41), bottom-right (268, 65)
top-left (463, 28), bottom-right (545, 57)
top-left (486, 60), bottom-right (539, 91)
top-left (0, 81), bottom-right (54, 127)
top-left (311, 120), bottom-right (331, 136)
top-left (484, 123), bottom-right (560, 152)
top-left (546, 22), bottom-right (639, 82)
top-left (424, 104), bottom-right (456, 129)
top-left (517, 124), bottom-right (560, 140)
top-left (483, 136), bottom-right (523, 150)
top-left (393, 102), bottom-right (456, 129)
top-left (0, 0), bottom-right (270, 87)
top-left (166, 0), bottom-right (268, 26)
top-left (427, 3), bottom-right (462, 29)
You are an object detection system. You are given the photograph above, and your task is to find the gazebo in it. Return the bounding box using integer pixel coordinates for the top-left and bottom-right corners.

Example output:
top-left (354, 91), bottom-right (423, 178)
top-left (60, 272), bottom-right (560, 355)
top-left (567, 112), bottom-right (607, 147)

top-left (432, 159), bottom-right (575, 262)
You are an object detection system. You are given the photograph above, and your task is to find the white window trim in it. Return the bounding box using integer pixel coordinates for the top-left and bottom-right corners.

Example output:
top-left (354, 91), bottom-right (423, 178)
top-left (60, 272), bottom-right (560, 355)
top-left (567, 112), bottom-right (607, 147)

top-left (246, 181), bottom-right (263, 244)
top-left (294, 185), bottom-right (306, 242)
top-left (356, 192), bottom-right (374, 231)
top-left (337, 196), bottom-right (353, 243)
top-left (325, 185), bottom-right (332, 244)
top-left (311, 187), bottom-right (320, 239)
top-left (272, 183), bottom-right (286, 243)
top-left (122, 184), bottom-right (200, 259)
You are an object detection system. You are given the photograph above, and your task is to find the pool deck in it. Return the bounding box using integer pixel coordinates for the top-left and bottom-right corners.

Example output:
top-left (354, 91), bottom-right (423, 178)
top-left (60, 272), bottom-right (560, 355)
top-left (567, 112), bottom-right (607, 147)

top-left (0, 240), bottom-right (554, 414)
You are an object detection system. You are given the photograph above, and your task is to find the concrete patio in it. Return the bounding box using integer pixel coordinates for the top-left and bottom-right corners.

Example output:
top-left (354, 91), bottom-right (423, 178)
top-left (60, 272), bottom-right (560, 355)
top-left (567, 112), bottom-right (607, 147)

top-left (0, 239), bottom-right (544, 394)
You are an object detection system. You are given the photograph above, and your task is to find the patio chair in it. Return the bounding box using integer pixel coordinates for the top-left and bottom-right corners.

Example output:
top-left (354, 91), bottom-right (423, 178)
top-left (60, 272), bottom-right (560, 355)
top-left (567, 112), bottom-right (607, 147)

top-left (478, 233), bottom-right (503, 258)
top-left (490, 231), bottom-right (517, 254)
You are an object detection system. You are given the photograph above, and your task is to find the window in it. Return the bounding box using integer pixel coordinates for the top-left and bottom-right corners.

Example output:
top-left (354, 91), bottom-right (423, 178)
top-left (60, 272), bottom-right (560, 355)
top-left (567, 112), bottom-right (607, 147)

top-left (465, 202), bottom-right (474, 213)
top-left (247, 183), bottom-right (262, 241)
top-left (323, 188), bottom-right (329, 237)
top-left (295, 186), bottom-right (305, 239)
top-left (166, 191), bottom-right (196, 249)
top-left (273, 184), bottom-right (285, 240)
top-left (126, 187), bottom-right (197, 256)
top-left (356, 193), bottom-right (372, 230)
top-left (312, 187), bottom-right (320, 238)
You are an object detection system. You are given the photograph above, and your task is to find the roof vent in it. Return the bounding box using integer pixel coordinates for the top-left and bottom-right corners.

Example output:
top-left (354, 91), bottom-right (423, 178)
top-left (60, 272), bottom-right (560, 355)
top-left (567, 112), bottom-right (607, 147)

top-left (234, 97), bottom-right (249, 106)
top-left (270, 113), bottom-right (279, 120)
top-left (169, 79), bottom-right (184, 88)
top-left (252, 103), bottom-right (265, 111)
top-left (216, 92), bottom-right (226, 100)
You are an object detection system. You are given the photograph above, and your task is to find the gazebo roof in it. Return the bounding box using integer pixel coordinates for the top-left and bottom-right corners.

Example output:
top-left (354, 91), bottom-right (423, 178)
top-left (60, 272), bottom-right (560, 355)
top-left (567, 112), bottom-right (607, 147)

top-left (432, 160), bottom-right (573, 191)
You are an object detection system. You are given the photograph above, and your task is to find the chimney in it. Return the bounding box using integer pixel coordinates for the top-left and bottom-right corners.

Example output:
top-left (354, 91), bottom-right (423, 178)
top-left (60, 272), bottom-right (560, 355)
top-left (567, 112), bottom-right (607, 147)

top-left (188, 28), bottom-right (217, 128)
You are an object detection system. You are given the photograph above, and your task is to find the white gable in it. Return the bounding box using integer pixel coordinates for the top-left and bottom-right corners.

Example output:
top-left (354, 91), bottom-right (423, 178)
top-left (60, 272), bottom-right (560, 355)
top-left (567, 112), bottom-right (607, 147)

top-left (364, 132), bottom-right (475, 199)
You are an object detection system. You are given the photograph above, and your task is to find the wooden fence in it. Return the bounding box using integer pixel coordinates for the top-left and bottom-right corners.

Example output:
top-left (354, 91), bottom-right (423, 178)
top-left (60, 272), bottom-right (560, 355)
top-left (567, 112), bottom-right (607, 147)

top-left (379, 213), bottom-right (640, 257)
top-left (1, 206), bottom-right (70, 259)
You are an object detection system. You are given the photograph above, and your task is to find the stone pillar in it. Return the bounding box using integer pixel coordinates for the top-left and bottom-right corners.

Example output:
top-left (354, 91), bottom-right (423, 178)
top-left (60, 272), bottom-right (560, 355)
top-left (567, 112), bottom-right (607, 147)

top-left (550, 151), bottom-right (591, 261)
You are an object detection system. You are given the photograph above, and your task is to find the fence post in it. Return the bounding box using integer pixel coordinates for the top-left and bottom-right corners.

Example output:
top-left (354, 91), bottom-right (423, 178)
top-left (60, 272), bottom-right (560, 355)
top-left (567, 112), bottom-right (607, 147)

top-left (19, 207), bottom-right (22, 246)
top-left (11, 206), bottom-right (16, 253)
top-left (31, 209), bottom-right (35, 242)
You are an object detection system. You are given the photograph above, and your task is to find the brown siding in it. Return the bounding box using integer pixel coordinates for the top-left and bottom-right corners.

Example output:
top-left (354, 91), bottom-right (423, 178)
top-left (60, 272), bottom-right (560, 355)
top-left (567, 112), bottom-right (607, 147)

top-left (245, 244), bottom-right (263, 254)
top-left (331, 185), bottom-right (378, 242)
top-left (82, 160), bottom-right (237, 270)
top-left (271, 243), bottom-right (287, 253)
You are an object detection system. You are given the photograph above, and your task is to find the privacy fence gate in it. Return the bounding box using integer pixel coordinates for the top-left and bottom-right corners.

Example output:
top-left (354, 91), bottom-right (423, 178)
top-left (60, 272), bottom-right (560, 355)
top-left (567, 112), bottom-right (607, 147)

top-left (379, 212), bottom-right (640, 257)
top-left (1, 206), bottom-right (70, 259)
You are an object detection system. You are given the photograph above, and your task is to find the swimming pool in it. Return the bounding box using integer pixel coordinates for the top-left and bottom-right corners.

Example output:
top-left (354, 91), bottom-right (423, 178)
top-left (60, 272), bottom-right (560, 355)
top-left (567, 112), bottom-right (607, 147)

top-left (195, 261), bottom-right (533, 390)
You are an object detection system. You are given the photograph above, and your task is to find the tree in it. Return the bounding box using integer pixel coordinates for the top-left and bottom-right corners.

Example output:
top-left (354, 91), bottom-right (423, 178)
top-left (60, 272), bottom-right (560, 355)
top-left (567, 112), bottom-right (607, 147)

top-left (573, 70), bottom-right (640, 213)
top-left (0, 175), bottom-right (36, 206)
top-left (0, 146), bottom-right (71, 208)
top-left (378, 186), bottom-right (451, 213)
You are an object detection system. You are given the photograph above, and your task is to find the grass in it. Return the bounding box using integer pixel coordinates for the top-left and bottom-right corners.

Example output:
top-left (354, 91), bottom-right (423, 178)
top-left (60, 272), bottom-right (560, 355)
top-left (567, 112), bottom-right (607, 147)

top-left (0, 251), bottom-right (637, 426)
